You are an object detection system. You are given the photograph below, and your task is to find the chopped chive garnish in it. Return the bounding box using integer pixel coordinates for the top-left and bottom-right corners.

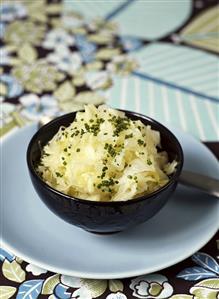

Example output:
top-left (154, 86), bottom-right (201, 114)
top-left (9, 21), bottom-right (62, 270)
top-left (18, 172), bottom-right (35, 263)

top-left (147, 159), bottom-right (152, 165)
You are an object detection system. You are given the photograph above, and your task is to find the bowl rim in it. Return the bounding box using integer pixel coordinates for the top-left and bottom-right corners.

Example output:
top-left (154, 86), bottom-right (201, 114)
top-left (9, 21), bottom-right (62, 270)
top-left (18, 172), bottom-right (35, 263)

top-left (27, 108), bottom-right (184, 206)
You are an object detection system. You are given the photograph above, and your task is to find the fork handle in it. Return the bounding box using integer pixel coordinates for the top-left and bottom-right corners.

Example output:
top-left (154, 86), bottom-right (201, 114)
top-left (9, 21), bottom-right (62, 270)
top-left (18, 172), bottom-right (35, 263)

top-left (178, 170), bottom-right (219, 198)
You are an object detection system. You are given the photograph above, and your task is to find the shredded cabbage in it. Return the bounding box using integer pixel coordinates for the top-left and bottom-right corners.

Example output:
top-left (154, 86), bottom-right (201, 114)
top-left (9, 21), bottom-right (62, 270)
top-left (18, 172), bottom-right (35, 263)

top-left (37, 105), bottom-right (177, 201)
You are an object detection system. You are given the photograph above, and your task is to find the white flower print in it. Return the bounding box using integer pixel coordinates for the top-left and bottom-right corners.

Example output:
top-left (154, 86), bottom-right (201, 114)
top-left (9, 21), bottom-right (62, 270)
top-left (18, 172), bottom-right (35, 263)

top-left (47, 46), bottom-right (82, 74)
top-left (0, 3), bottom-right (27, 22)
top-left (61, 275), bottom-right (81, 288)
top-left (85, 71), bottom-right (112, 90)
top-left (0, 102), bottom-right (16, 127)
top-left (72, 286), bottom-right (92, 299)
top-left (42, 28), bottom-right (75, 49)
top-left (61, 275), bottom-right (107, 299)
top-left (130, 274), bottom-right (173, 298)
top-left (0, 47), bottom-right (11, 65)
top-left (106, 292), bottom-right (128, 299)
top-left (0, 74), bottom-right (23, 98)
top-left (19, 94), bottom-right (60, 121)
top-left (0, 46), bottom-right (18, 66)
top-left (26, 263), bottom-right (47, 276)
top-left (61, 276), bottom-right (92, 299)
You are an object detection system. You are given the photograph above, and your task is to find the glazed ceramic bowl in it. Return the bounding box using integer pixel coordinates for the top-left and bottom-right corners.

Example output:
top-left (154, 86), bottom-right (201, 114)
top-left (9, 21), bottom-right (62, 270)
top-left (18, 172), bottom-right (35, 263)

top-left (27, 110), bottom-right (184, 234)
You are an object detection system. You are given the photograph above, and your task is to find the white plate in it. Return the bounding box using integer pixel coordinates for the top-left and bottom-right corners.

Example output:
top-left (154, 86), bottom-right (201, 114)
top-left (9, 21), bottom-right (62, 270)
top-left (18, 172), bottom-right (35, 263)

top-left (1, 123), bottom-right (219, 279)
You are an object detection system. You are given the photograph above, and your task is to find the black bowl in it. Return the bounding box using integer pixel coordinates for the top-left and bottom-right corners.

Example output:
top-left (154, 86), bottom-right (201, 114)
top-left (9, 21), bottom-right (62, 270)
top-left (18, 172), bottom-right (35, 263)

top-left (27, 110), bottom-right (184, 234)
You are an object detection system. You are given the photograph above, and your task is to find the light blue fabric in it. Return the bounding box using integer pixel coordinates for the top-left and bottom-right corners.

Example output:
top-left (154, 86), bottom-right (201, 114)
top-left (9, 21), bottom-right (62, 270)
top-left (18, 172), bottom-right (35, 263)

top-left (107, 75), bottom-right (219, 141)
top-left (131, 43), bottom-right (219, 99)
top-left (65, 0), bottom-right (191, 39)
top-left (64, 0), bottom-right (219, 141)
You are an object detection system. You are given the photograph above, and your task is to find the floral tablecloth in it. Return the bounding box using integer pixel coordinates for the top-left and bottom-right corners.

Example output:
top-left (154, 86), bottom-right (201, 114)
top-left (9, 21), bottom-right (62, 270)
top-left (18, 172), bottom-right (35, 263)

top-left (0, 0), bottom-right (219, 298)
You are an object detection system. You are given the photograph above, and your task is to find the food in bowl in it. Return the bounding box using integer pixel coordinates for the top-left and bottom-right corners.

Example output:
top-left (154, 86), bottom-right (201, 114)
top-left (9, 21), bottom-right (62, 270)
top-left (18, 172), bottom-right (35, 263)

top-left (37, 105), bottom-right (177, 202)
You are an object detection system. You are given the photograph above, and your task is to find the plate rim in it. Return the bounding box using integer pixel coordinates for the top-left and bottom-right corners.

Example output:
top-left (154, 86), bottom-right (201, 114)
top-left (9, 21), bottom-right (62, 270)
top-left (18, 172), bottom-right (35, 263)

top-left (1, 225), bottom-right (218, 279)
top-left (1, 123), bottom-right (219, 279)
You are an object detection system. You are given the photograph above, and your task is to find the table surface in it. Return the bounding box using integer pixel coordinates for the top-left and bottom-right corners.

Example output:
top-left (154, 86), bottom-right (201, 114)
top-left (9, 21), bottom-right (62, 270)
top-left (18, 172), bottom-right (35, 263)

top-left (0, 0), bottom-right (218, 298)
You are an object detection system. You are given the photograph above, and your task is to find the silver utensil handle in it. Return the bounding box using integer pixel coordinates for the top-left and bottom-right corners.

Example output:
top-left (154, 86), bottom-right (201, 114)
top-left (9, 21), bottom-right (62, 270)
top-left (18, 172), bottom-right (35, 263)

top-left (179, 170), bottom-right (219, 198)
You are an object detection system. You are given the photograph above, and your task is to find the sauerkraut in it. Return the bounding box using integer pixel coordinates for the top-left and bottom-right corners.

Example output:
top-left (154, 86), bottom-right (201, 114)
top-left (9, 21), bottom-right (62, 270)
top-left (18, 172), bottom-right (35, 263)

top-left (37, 105), bottom-right (177, 201)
